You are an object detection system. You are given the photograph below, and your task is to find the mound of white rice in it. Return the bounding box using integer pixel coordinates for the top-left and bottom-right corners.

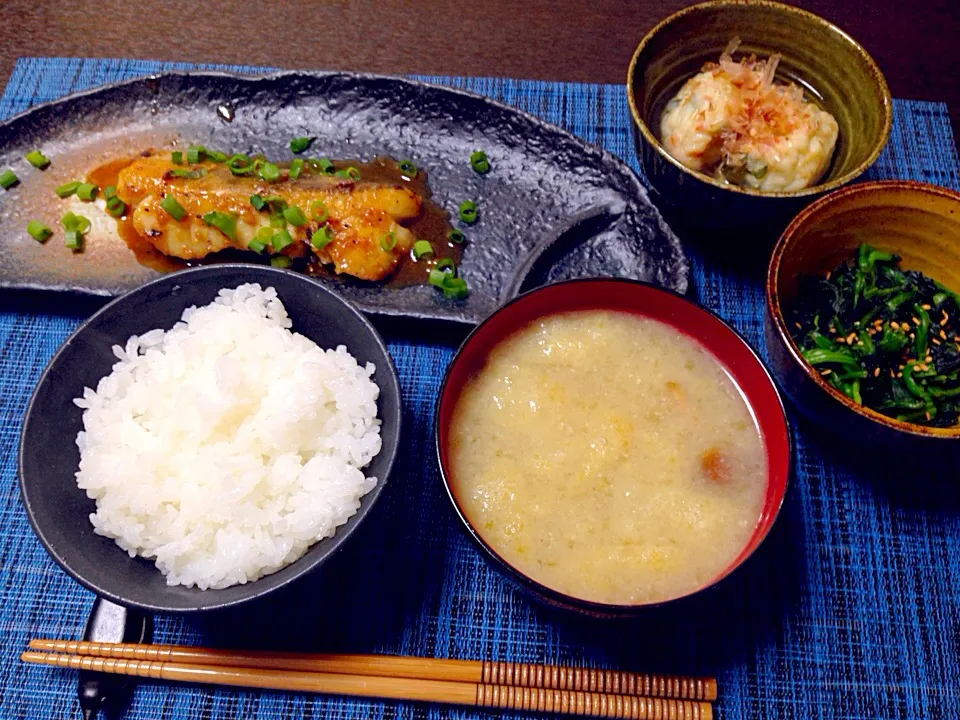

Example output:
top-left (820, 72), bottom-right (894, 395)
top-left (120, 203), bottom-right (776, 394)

top-left (74, 283), bottom-right (382, 590)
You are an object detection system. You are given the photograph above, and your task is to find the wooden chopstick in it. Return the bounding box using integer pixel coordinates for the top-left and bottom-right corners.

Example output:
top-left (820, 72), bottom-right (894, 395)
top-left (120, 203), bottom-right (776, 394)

top-left (28, 639), bottom-right (716, 701)
top-left (21, 650), bottom-right (713, 720)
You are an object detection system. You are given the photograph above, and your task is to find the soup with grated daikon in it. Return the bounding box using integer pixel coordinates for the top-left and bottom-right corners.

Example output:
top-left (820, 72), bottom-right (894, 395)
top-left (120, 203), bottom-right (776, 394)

top-left (448, 311), bottom-right (767, 605)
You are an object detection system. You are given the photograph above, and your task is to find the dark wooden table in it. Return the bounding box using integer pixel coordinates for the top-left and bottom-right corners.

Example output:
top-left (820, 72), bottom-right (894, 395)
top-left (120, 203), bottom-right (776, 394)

top-left (1, 0), bottom-right (958, 136)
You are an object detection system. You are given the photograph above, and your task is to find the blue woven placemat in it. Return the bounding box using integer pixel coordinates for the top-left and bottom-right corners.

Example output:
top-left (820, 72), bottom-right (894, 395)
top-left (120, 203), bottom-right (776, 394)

top-left (2, 57), bottom-right (960, 720)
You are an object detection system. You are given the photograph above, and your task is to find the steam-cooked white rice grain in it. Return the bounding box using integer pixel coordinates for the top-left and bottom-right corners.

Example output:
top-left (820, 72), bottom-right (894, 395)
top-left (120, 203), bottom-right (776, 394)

top-left (73, 283), bottom-right (382, 590)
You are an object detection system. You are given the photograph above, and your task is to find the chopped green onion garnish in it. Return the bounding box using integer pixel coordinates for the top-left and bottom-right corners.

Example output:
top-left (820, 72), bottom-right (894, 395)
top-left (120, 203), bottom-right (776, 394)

top-left (171, 151), bottom-right (184, 165)
top-left (61, 211), bottom-right (82, 231)
top-left (470, 150), bottom-right (490, 174)
top-left (248, 239), bottom-right (267, 254)
top-left (76, 183), bottom-right (98, 201)
top-left (289, 137), bottom-right (312, 154)
top-left (271, 256), bottom-right (293, 268)
top-left (380, 232), bottom-right (397, 251)
top-left (64, 230), bottom-right (82, 250)
top-left (160, 194), bottom-right (186, 221)
top-left (458, 200), bottom-right (478, 224)
top-left (316, 157), bottom-right (335, 174)
top-left (256, 226), bottom-right (274, 242)
top-left (26, 220), bottom-right (52, 242)
top-left (441, 276), bottom-right (469, 300)
top-left (201, 211), bottom-right (237, 240)
top-left (205, 149), bottom-right (228, 163)
top-left (311, 224), bottom-right (334, 249)
top-left (258, 161), bottom-right (281, 182)
top-left (283, 205), bottom-right (308, 227)
top-left (104, 185), bottom-right (126, 216)
top-left (429, 269), bottom-right (452, 287)
top-left (106, 196), bottom-right (126, 217)
top-left (25, 151), bottom-right (50, 169)
top-left (288, 158), bottom-right (304, 180)
top-left (0, 169), bottom-right (19, 189)
top-left (271, 228), bottom-right (293, 251)
top-left (265, 195), bottom-right (287, 213)
top-left (426, 258), bottom-right (468, 299)
top-left (186, 145), bottom-right (204, 164)
top-left (266, 196), bottom-right (288, 228)
top-left (61, 211), bottom-right (90, 250)
top-left (55, 180), bottom-right (80, 198)
top-left (397, 159), bottom-right (418, 178)
top-left (427, 260), bottom-right (467, 298)
top-left (250, 194), bottom-right (268, 211)
top-left (412, 240), bottom-right (433, 258)
top-left (447, 229), bottom-right (465, 245)
top-left (310, 200), bottom-right (328, 223)
top-left (335, 166), bottom-right (360, 180)
top-left (435, 257), bottom-right (456, 273)
top-left (61, 212), bottom-right (91, 233)
top-left (227, 154), bottom-right (255, 176)
top-left (168, 168), bottom-right (207, 179)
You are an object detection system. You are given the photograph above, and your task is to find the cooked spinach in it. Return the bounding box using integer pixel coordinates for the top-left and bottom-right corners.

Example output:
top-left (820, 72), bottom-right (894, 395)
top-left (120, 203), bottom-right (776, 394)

top-left (789, 244), bottom-right (960, 427)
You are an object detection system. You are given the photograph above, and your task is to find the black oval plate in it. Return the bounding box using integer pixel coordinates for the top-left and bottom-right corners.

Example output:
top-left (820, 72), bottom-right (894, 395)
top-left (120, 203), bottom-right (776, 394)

top-left (0, 71), bottom-right (687, 324)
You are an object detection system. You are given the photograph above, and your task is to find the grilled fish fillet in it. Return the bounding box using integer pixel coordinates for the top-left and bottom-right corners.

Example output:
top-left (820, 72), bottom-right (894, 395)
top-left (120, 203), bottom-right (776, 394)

top-left (115, 154), bottom-right (422, 281)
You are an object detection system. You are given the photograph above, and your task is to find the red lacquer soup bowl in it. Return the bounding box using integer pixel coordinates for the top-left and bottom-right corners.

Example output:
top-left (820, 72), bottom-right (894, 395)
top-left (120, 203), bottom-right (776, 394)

top-left (435, 278), bottom-right (792, 615)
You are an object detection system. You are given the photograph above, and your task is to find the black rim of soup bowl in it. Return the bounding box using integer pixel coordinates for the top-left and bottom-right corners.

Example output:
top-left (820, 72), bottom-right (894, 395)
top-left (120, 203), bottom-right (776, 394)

top-left (18, 264), bottom-right (402, 613)
top-left (434, 278), bottom-right (793, 616)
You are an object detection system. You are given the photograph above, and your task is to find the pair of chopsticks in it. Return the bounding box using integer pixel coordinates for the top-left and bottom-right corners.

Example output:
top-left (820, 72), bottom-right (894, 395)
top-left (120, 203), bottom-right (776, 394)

top-left (23, 640), bottom-right (716, 719)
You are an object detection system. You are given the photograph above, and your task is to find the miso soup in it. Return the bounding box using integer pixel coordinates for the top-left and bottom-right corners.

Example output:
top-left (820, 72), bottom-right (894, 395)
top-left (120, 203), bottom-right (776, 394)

top-left (448, 311), bottom-right (767, 605)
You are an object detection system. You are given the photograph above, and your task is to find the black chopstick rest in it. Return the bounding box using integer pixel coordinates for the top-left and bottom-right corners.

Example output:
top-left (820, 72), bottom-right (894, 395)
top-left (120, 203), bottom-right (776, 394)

top-left (78, 598), bottom-right (152, 720)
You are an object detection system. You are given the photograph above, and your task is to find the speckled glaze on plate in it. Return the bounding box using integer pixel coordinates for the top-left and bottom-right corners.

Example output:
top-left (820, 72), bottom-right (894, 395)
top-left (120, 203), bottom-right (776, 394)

top-left (0, 71), bottom-right (688, 324)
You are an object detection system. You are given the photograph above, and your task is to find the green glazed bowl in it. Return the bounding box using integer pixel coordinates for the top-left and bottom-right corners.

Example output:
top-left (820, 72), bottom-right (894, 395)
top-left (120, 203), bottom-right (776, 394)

top-left (627, 0), bottom-right (892, 233)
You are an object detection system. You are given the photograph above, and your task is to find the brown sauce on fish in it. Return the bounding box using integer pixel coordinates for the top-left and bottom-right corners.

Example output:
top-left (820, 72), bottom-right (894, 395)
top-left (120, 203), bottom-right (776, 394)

top-left (88, 156), bottom-right (186, 273)
top-left (88, 154), bottom-right (460, 285)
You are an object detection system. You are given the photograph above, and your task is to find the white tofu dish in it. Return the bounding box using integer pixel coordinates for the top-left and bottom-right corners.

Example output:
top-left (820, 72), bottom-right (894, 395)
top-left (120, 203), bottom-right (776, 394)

top-left (660, 38), bottom-right (839, 192)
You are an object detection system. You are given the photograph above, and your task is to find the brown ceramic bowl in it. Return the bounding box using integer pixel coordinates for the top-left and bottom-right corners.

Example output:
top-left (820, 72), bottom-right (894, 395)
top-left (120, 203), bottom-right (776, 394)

top-left (765, 181), bottom-right (960, 451)
top-left (627, 0), bottom-right (892, 233)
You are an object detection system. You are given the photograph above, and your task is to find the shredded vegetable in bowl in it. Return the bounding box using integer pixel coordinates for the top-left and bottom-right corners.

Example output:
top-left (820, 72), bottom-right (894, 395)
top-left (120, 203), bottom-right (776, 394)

top-left (660, 38), bottom-right (839, 192)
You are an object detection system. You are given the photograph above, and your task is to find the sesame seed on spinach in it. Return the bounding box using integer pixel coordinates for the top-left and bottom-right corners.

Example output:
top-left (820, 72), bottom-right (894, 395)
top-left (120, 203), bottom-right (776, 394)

top-left (789, 244), bottom-right (960, 428)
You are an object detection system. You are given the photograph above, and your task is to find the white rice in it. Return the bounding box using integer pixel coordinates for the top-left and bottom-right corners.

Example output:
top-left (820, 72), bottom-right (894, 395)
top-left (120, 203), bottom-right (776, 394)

top-left (73, 283), bottom-right (382, 590)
